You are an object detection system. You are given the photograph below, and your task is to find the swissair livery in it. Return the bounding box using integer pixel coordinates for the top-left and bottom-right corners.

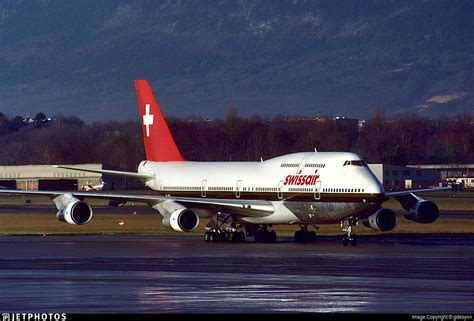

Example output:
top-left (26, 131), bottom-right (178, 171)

top-left (0, 80), bottom-right (449, 245)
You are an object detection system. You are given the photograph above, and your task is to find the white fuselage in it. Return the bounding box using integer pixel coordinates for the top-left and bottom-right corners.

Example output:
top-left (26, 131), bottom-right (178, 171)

top-left (138, 152), bottom-right (385, 225)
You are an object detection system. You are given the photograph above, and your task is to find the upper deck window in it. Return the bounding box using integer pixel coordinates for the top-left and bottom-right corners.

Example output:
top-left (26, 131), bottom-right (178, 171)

top-left (280, 163), bottom-right (299, 168)
top-left (305, 163), bottom-right (326, 168)
top-left (343, 160), bottom-right (368, 167)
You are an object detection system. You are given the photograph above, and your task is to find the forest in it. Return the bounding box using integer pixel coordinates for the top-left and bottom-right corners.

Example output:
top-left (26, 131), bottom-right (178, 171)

top-left (0, 107), bottom-right (472, 172)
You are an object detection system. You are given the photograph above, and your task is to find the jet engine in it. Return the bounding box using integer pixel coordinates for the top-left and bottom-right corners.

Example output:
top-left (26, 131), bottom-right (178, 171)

top-left (404, 200), bottom-right (439, 224)
top-left (162, 208), bottom-right (199, 232)
top-left (56, 200), bottom-right (93, 225)
top-left (363, 208), bottom-right (397, 231)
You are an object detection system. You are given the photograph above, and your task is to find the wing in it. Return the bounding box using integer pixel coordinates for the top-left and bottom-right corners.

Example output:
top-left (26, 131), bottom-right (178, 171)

top-left (385, 186), bottom-right (450, 210)
top-left (0, 189), bottom-right (274, 218)
top-left (385, 186), bottom-right (450, 198)
top-left (169, 196), bottom-right (274, 217)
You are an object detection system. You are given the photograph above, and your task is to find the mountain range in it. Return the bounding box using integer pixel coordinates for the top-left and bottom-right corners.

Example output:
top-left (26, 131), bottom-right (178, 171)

top-left (0, 0), bottom-right (473, 122)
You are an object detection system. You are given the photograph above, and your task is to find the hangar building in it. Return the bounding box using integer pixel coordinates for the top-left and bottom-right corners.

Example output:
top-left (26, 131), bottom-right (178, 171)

top-left (368, 164), bottom-right (439, 191)
top-left (0, 164), bottom-right (103, 191)
top-left (408, 164), bottom-right (474, 189)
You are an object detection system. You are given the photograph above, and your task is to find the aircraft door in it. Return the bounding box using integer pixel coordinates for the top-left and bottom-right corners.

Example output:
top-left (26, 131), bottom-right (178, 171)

top-left (296, 156), bottom-right (310, 175)
top-left (236, 180), bottom-right (242, 198)
top-left (278, 180), bottom-right (284, 200)
top-left (314, 180), bottom-right (321, 200)
top-left (201, 179), bottom-right (207, 198)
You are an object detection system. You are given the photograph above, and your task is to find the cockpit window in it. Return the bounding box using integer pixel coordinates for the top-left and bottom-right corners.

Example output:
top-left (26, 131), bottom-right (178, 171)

top-left (343, 160), bottom-right (368, 167)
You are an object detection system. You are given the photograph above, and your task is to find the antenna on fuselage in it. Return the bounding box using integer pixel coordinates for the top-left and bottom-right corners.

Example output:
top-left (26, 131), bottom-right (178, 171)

top-left (260, 157), bottom-right (263, 162)
top-left (314, 147), bottom-right (318, 153)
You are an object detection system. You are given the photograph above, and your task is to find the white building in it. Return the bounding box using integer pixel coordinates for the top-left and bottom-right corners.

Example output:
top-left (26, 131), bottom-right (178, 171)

top-left (408, 164), bottom-right (474, 189)
top-left (368, 164), bottom-right (439, 191)
top-left (0, 164), bottom-right (102, 190)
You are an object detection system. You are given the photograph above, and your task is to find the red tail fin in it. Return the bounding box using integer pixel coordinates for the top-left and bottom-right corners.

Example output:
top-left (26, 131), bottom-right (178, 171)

top-left (134, 80), bottom-right (184, 162)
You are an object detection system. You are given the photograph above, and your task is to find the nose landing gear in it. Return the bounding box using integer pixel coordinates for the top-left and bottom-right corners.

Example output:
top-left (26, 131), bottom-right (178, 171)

top-left (341, 219), bottom-right (357, 246)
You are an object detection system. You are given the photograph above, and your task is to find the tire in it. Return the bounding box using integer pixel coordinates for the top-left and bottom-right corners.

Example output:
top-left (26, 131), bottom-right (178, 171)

top-left (204, 232), bottom-right (211, 242)
top-left (350, 235), bottom-right (357, 246)
top-left (342, 236), bottom-right (348, 246)
top-left (302, 231), bottom-right (309, 243)
top-left (269, 231), bottom-right (277, 243)
top-left (254, 232), bottom-right (261, 243)
top-left (218, 231), bottom-right (226, 242)
top-left (294, 230), bottom-right (302, 243)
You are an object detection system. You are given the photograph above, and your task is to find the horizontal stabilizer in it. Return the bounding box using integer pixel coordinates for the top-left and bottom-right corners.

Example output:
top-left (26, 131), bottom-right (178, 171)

top-left (52, 165), bottom-right (154, 180)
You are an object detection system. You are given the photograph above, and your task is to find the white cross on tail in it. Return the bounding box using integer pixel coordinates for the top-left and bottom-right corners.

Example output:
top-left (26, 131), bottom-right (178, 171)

top-left (143, 104), bottom-right (154, 137)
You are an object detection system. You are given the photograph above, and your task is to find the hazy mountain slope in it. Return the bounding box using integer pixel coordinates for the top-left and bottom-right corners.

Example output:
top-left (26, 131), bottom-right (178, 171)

top-left (0, 0), bottom-right (472, 121)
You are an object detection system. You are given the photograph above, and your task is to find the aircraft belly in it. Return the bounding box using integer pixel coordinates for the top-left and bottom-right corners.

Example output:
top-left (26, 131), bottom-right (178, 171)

top-left (283, 201), bottom-right (378, 223)
top-left (240, 201), bottom-right (298, 224)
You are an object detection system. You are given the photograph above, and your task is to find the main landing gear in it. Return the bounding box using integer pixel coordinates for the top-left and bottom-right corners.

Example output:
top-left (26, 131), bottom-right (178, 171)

top-left (203, 212), bottom-right (245, 243)
top-left (243, 224), bottom-right (277, 243)
top-left (254, 225), bottom-right (277, 243)
top-left (341, 219), bottom-right (357, 246)
top-left (204, 229), bottom-right (245, 243)
top-left (204, 224), bottom-right (277, 243)
top-left (294, 225), bottom-right (317, 243)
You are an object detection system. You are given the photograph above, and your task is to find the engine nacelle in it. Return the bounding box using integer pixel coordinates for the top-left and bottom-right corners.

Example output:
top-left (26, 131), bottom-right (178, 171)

top-left (404, 200), bottom-right (439, 224)
top-left (363, 208), bottom-right (397, 231)
top-left (162, 208), bottom-right (199, 232)
top-left (56, 200), bottom-right (93, 225)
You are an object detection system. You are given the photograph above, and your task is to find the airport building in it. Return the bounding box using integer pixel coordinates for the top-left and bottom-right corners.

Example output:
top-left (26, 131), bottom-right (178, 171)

top-left (368, 164), bottom-right (439, 191)
top-left (408, 164), bottom-right (474, 189)
top-left (0, 164), bottom-right (103, 191)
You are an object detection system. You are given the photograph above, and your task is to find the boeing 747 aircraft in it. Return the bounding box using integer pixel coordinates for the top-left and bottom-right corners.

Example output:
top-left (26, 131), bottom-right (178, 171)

top-left (0, 80), bottom-right (449, 245)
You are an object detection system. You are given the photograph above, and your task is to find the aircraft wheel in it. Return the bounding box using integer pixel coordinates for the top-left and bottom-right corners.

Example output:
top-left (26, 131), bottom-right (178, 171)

top-left (228, 231), bottom-right (242, 243)
top-left (218, 231), bottom-right (227, 242)
top-left (255, 230), bottom-right (276, 243)
top-left (294, 230), bottom-right (303, 243)
top-left (350, 235), bottom-right (357, 246)
top-left (209, 232), bottom-right (215, 242)
top-left (254, 231), bottom-right (262, 243)
top-left (269, 231), bottom-right (277, 243)
top-left (204, 232), bottom-right (211, 242)
top-left (342, 235), bottom-right (349, 246)
top-left (254, 231), bottom-right (266, 243)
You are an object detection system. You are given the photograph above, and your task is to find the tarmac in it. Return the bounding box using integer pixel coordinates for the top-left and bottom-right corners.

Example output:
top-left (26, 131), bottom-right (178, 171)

top-left (0, 233), bottom-right (473, 313)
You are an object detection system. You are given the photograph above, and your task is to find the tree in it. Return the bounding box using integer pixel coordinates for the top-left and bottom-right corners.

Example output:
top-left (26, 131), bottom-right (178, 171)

top-left (9, 116), bottom-right (24, 132)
